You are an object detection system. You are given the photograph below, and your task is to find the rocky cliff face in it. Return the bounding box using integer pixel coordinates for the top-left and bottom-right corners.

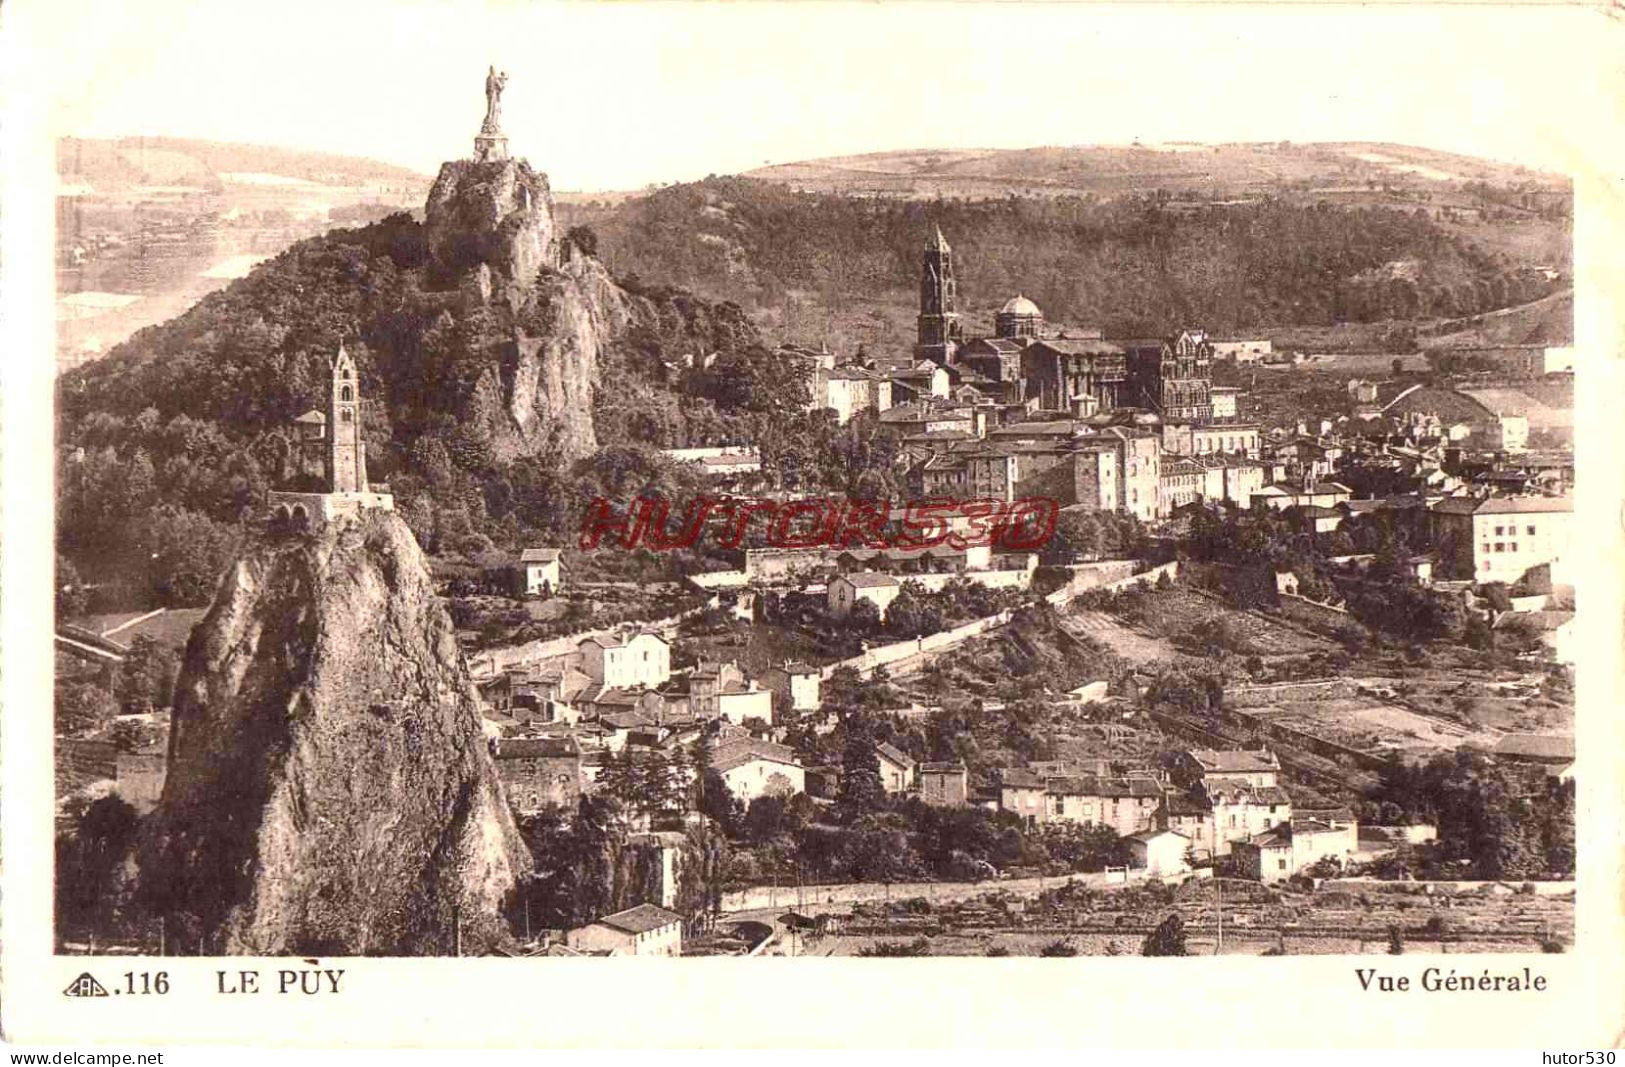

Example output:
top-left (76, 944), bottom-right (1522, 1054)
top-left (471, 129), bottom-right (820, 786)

top-left (141, 511), bottom-right (531, 955)
top-left (475, 255), bottom-right (632, 461)
top-left (423, 156), bottom-right (637, 460)
top-left (425, 158), bottom-right (559, 287)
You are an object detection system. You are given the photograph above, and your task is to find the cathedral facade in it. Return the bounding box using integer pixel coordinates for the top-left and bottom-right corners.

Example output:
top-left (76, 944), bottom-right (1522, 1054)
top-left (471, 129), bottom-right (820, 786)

top-left (1124, 330), bottom-right (1215, 422)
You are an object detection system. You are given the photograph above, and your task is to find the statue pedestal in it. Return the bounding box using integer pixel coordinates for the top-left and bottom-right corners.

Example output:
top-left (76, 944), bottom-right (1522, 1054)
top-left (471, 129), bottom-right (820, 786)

top-left (474, 133), bottom-right (509, 163)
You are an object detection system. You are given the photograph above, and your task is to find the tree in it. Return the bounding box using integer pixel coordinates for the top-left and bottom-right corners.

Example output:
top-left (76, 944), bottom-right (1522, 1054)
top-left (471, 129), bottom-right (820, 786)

top-left (566, 225), bottom-right (599, 258)
top-left (743, 791), bottom-right (813, 843)
top-left (1141, 913), bottom-right (1189, 957)
top-left (57, 554), bottom-right (89, 619)
top-left (56, 682), bottom-right (118, 738)
top-left (516, 795), bottom-right (623, 930)
top-left (1038, 823), bottom-right (1126, 873)
top-left (695, 760), bottom-right (741, 838)
top-left (1387, 925), bottom-right (1405, 955)
top-left (137, 507), bottom-right (239, 607)
top-left (837, 718), bottom-right (886, 817)
top-left (118, 636), bottom-right (180, 715)
top-left (846, 597), bottom-right (881, 633)
top-left (1305, 855), bottom-right (1344, 879)
top-left (56, 795), bottom-right (141, 937)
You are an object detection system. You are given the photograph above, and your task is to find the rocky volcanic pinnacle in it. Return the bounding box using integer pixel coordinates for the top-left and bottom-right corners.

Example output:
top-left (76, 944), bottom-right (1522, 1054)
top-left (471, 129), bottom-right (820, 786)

top-left (422, 155), bottom-right (629, 461)
top-left (141, 510), bottom-right (531, 955)
top-left (425, 157), bottom-right (558, 290)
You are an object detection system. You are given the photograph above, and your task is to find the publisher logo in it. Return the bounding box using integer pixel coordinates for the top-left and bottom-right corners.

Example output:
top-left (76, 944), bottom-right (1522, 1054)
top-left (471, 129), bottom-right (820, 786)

top-left (63, 972), bottom-right (111, 997)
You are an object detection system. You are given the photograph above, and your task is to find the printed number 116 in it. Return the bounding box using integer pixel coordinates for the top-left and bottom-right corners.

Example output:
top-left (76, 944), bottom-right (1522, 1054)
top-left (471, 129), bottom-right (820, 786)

top-left (123, 971), bottom-right (170, 994)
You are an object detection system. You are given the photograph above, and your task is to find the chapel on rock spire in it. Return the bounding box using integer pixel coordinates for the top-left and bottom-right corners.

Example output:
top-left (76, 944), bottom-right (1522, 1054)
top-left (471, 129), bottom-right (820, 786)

top-left (268, 340), bottom-right (394, 528)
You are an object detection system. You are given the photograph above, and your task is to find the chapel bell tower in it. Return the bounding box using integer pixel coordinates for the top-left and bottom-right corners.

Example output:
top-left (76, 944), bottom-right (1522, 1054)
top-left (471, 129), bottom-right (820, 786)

top-left (326, 342), bottom-right (369, 493)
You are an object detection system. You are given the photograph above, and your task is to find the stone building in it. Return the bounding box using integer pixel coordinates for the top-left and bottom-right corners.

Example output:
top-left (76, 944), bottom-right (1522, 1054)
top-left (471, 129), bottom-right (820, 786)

top-left (565, 903), bottom-right (683, 957)
top-left (1175, 748), bottom-right (1281, 789)
top-left (515, 547), bottom-right (562, 597)
top-left (955, 337), bottom-right (1027, 403)
top-left (1021, 339), bottom-right (1127, 415)
top-left (1159, 457), bottom-right (1204, 514)
top-left (1043, 775), bottom-right (1164, 836)
top-left (1429, 494), bottom-right (1573, 585)
top-left (759, 662), bottom-right (822, 714)
top-left (1100, 426), bottom-right (1162, 523)
top-left (492, 735), bottom-right (583, 814)
top-left (875, 742), bottom-right (917, 794)
top-left (1126, 828), bottom-right (1192, 877)
top-left (919, 762), bottom-right (969, 806)
top-left (828, 572), bottom-right (902, 621)
top-left (1233, 818), bottom-right (1358, 883)
top-left (1123, 330), bottom-right (1214, 422)
top-left (578, 631), bottom-right (671, 690)
top-left (1013, 443), bottom-right (1120, 513)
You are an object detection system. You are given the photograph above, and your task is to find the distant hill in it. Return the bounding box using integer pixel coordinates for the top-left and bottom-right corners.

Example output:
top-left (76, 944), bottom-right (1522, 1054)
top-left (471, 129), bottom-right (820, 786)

top-left (57, 136), bottom-right (429, 193)
top-left (559, 169), bottom-right (1570, 347)
top-left (744, 142), bottom-right (1570, 203)
top-left (55, 138), bottom-right (436, 371)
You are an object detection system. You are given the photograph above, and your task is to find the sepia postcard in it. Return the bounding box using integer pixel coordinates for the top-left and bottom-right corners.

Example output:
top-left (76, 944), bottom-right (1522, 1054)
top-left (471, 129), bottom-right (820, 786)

top-left (2, 0), bottom-right (1623, 1050)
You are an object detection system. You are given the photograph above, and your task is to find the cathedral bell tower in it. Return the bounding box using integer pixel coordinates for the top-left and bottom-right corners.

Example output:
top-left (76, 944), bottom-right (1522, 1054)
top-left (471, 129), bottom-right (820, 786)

top-left (916, 226), bottom-right (963, 366)
top-left (326, 342), bottom-right (369, 494)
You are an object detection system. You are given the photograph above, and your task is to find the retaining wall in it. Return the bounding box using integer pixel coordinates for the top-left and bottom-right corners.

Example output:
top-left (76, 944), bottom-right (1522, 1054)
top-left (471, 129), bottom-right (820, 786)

top-left (821, 610), bottom-right (1016, 680)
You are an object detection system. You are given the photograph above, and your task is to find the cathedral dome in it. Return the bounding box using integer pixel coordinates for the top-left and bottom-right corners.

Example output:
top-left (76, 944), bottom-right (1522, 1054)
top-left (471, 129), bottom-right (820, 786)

top-left (1000, 295), bottom-right (1042, 317)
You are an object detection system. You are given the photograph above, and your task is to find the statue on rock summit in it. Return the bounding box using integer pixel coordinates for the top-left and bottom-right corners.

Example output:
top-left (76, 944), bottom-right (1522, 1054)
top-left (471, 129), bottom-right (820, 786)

top-left (483, 65), bottom-right (508, 134)
top-left (475, 66), bottom-right (511, 162)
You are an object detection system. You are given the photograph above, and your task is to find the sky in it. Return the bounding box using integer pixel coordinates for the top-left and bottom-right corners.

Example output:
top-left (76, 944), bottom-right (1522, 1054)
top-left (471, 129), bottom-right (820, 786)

top-left (10, 0), bottom-right (1625, 190)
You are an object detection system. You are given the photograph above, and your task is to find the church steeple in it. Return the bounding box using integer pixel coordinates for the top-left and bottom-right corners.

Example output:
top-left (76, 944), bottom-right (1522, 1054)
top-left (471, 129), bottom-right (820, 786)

top-left (917, 225), bottom-right (961, 366)
top-left (326, 341), bottom-right (369, 494)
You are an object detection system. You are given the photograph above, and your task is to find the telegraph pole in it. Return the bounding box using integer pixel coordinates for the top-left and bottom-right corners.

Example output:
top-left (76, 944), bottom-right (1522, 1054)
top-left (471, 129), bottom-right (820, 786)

top-left (1215, 877), bottom-right (1223, 956)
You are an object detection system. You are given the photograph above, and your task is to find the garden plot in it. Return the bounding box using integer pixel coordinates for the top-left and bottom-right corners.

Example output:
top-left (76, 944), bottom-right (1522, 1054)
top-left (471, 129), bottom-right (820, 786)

top-left (1246, 693), bottom-right (1482, 760)
top-left (1105, 588), bottom-right (1338, 659)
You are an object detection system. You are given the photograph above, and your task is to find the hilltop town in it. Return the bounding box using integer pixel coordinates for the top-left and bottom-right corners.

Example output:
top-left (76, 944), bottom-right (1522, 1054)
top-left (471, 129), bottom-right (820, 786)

top-left (53, 72), bottom-right (1575, 959)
